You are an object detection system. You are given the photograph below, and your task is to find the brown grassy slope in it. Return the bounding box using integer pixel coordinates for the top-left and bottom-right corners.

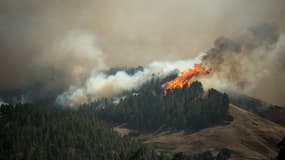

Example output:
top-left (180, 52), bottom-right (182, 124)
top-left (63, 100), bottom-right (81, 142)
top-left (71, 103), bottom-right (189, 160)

top-left (144, 105), bottom-right (285, 160)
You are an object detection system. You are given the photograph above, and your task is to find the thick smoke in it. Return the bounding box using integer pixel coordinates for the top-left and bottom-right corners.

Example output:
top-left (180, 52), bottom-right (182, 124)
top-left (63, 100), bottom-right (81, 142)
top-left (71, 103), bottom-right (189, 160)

top-left (1, 0), bottom-right (285, 106)
top-left (201, 24), bottom-right (285, 105)
top-left (56, 55), bottom-right (204, 107)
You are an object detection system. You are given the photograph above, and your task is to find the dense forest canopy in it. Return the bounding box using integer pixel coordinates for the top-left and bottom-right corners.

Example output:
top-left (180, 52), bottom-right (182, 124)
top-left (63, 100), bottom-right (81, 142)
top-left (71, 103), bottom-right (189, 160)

top-left (87, 80), bottom-right (232, 131)
top-left (0, 104), bottom-right (144, 160)
top-left (0, 103), bottom-right (231, 160)
top-left (0, 74), bottom-right (232, 160)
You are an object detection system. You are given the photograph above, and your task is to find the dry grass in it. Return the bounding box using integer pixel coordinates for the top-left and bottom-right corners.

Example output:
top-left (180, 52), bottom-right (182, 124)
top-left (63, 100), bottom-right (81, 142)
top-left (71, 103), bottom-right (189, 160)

top-left (144, 105), bottom-right (285, 160)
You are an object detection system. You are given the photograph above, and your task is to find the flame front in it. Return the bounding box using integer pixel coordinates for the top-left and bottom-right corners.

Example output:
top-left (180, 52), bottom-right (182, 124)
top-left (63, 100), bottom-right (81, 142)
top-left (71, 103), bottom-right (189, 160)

top-left (164, 64), bottom-right (211, 95)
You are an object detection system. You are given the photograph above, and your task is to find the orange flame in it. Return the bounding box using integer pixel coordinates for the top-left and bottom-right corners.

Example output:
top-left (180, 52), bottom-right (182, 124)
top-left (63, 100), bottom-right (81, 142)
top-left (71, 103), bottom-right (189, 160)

top-left (164, 64), bottom-right (211, 95)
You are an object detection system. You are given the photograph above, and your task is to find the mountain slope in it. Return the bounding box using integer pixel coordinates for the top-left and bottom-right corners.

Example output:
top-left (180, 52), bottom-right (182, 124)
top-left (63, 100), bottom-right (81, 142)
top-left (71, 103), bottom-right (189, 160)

top-left (228, 91), bottom-right (285, 126)
top-left (144, 104), bottom-right (285, 160)
top-left (95, 81), bottom-right (232, 131)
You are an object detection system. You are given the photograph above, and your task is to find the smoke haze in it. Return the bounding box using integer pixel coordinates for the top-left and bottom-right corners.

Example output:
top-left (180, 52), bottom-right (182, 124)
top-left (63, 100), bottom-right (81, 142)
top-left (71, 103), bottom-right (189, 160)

top-left (1, 0), bottom-right (285, 106)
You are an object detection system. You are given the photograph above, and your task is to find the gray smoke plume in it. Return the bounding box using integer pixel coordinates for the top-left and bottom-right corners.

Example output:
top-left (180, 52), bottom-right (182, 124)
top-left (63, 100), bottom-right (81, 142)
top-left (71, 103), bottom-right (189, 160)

top-left (201, 24), bottom-right (285, 105)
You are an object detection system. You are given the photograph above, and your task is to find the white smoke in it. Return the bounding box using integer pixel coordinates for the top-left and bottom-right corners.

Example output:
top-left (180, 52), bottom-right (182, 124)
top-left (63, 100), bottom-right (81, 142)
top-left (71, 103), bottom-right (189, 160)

top-left (0, 99), bottom-right (7, 106)
top-left (56, 53), bottom-right (205, 108)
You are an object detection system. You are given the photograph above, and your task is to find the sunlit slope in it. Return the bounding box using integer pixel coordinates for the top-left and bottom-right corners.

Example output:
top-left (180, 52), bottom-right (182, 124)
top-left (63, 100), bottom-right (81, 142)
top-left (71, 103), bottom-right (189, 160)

top-left (145, 105), bottom-right (285, 160)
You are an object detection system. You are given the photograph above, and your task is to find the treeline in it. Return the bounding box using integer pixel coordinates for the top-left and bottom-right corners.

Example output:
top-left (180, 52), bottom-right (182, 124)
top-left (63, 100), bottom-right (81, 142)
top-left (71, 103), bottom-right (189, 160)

top-left (128, 149), bottom-right (231, 160)
top-left (0, 103), bottom-right (231, 160)
top-left (0, 104), bottom-right (145, 160)
top-left (90, 80), bottom-right (232, 131)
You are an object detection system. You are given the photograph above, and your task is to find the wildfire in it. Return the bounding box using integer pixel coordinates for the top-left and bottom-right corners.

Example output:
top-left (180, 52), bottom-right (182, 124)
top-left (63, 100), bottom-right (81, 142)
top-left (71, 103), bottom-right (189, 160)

top-left (164, 64), bottom-right (211, 95)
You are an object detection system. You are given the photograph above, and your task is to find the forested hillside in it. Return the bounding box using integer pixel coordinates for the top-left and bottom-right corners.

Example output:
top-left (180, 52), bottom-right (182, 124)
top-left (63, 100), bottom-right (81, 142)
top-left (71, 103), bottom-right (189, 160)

top-left (91, 80), bottom-right (232, 131)
top-left (0, 70), bottom-right (232, 160)
top-left (0, 104), bottom-right (146, 160)
top-left (0, 103), bottom-right (231, 160)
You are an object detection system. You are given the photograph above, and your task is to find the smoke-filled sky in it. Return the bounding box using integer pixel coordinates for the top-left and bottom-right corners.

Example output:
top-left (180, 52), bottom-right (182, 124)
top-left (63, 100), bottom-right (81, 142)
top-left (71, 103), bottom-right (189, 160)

top-left (1, 0), bottom-right (285, 106)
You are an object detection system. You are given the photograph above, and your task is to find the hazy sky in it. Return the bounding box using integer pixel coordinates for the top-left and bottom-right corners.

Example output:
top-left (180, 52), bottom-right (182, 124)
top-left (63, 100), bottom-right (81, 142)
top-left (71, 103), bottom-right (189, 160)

top-left (1, 0), bottom-right (285, 105)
